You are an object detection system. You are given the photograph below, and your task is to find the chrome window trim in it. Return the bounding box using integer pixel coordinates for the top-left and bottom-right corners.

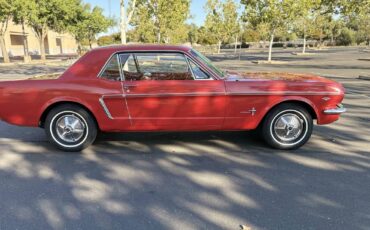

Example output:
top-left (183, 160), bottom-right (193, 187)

top-left (185, 57), bottom-right (196, 80)
top-left (96, 50), bottom-right (219, 80)
top-left (119, 53), bottom-right (140, 76)
top-left (185, 52), bottom-right (218, 79)
top-left (189, 49), bottom-right (225, 78)
top-left (117, 53), bottom-right (125, 81)
top-left (97, 53), bottom-right (122, 81)
top-left (186, 58), bottom-right (213, 81)
top-left (132, 52), bottom-right (190, 76)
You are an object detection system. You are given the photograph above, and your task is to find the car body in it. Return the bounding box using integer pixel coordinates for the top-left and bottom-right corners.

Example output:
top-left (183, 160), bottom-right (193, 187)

top-left (0, 45), bottom-right (346, 151)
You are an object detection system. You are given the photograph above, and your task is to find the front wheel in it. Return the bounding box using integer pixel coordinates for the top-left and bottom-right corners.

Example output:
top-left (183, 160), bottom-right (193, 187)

top-left (45, 104), bottom-right (97, 152)
top-left (261, 103), bottom-right (313, 150)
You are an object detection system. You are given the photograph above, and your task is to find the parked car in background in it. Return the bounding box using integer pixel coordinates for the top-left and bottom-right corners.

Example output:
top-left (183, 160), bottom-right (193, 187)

top-left (0, 45), bottom-right (346, 151)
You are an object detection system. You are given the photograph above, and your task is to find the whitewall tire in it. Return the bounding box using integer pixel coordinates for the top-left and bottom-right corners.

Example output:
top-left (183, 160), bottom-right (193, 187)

top-left (45, 104), bottom-right (97, 152)
top-left (261, 103), bottom-right (313, 150)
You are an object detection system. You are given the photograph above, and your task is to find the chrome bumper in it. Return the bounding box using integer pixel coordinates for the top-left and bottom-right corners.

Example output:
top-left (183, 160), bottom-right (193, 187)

top-left (324, 104), bottom-right (346, 114)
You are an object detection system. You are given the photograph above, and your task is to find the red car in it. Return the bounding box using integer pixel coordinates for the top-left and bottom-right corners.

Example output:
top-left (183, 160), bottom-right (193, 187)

top-left (0, 45), bottom-right (346, 151)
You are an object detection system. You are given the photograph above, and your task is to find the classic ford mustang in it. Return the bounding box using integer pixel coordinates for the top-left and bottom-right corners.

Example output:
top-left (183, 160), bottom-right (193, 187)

top-left (0, 45), bottom-right (346, 151)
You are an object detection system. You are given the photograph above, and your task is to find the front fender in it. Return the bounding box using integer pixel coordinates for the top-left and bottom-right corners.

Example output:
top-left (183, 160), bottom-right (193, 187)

top-left (255, 95), bottom-right (320, 128)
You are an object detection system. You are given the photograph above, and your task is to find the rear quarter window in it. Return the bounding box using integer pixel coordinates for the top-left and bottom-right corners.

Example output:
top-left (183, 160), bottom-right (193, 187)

top-left (100, 54), bottom-right (121, 81)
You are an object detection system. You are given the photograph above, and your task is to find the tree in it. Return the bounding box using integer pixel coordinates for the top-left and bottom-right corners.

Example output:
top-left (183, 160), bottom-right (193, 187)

top-left (0, 0), bottom-right (13, 63)
top-left (187, 23), bottom-right (199, 45)
top-left (233, 19), bottom-right (241, 53)
top-left (292, 0), bottom-right (321, 53)
top-left (241, 0), bottom-right (301, 62)
top-left (129, 4), bottom-right (157, 43)
top-left (337, 0), bottom-right (370, 16)
top-left (340, 0), bottom-right (370, 46)
top-left (204, 0), bottom-right (239, 53)
top-left (241, 23), bottom-right (271, 48)
top-left (68, 3), bottom-right (89, 53)
top-left (351, 14), bottom-right (370, 46)
top-left (98, 33), bottom-right (121, 46)
top-left (307, 12), bottom-right (338, 47)
top-left (130, 0), bottom-right (190, 43)
top-left (336, 27), bottom-right (355, 46)
top-left (26, 0), bottom-right (80, 60)
top-left (85, 7), bottom-right (113, 48)
top-left (69, 4), bottom-right (113, 52)
top-left (12, 0), bottom-right (34, 62)
top-left (120, 0), bottom-right (137, 44)
top-left (197, 26), bottom-right (218, 45)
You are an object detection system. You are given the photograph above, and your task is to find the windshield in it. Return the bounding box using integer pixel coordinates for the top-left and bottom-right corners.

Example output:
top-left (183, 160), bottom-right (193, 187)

top-left (190, 49), bottom-right (225, 78)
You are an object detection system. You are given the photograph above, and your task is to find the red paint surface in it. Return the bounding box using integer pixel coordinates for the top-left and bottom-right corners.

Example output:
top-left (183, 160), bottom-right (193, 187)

top-left (0, 45), bottom-right (345, 131)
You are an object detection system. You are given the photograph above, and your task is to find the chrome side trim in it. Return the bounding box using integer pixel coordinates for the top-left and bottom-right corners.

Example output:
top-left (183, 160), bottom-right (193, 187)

top-left (120, 91), bottom-right (340, 98)
top-left (102, 94), bottom-right (126, 98)
top-left (324, 104), bottom-right (346, 114)
top-left (125, 92), bottom-right (225, 98)
top-left (99, 97), bottom-right (113, 119)
top-left (227, 91), bottom-right (342, 96)
top-left (240, 107), bottom-right (257, 116)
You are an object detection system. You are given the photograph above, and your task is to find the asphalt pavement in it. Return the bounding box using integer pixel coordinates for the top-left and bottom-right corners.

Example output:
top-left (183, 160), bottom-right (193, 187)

top-left (0, 47), bottom-right (369, 230)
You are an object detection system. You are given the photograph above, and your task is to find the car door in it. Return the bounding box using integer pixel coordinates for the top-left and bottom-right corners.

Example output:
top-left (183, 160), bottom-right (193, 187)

top-left (97, 54), bottom-right (131, 129)
top-left (120, 52), bottom-right (226, 131)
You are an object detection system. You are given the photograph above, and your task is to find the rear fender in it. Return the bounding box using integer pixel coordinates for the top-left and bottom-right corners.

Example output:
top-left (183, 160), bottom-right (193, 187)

top-left (39, 97), bottom-right (96, 125)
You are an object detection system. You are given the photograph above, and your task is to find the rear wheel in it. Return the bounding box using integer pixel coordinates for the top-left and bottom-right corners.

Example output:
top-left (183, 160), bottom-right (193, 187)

top-left (44, 104), bottom-right (97, 152)
top-left (261, 103), bottom-right (313, 150)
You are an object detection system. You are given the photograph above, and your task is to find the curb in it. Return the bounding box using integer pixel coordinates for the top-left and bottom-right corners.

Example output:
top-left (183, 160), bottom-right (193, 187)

top-left (359, 75), bottom-right (370, 81)
top-left (251, 60), bottom-right (286, 65)
top-left (291, 52), bottom-right (317, 56)
top-left (0, 59), bottom-right (68, 67)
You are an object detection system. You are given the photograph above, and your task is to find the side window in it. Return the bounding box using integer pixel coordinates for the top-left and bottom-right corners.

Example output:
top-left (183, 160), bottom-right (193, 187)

top-left (100, 54), bottom-right (121, 81)
top-left (189, 60), bottom-right (211, 80)
top-left (133, 53), bottom-right (193, 80)
top-left (120, 54), bottom-right (142, 81)
top-left (122, 54), bottom-right (138, 73)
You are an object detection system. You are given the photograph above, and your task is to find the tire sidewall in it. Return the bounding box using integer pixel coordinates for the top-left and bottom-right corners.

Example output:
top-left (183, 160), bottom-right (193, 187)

top-left (45, 105), bottom-right (97, 152)
top-left (262, 104), bottom-right (313, 150)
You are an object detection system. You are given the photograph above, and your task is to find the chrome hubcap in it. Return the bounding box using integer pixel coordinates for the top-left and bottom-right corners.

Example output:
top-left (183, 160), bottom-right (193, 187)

top-left (273, 113), bottom-right (304, 142)
top-left (56, 115), bottom-right (85, 143)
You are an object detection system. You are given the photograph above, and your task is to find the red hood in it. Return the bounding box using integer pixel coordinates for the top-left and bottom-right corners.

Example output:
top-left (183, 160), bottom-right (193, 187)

top-left (225, 71), bottom-right (334, 84)
top-left (224, 71), bottom-right (345, 97)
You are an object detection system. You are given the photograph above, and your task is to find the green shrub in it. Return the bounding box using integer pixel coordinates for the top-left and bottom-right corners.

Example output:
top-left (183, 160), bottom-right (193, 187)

top-left (336, 28), bottom-right (355, 46)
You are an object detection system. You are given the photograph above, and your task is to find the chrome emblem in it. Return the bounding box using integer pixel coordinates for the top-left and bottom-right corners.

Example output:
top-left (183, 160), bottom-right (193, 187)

top-left (240, 107), bottom-right (257, 116)
top-left (322, 97), bottom-right (331, 101)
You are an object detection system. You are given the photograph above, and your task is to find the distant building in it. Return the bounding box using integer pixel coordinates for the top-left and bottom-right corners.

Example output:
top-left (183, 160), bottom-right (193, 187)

top-left (0, 20), bottom-right (78, 57)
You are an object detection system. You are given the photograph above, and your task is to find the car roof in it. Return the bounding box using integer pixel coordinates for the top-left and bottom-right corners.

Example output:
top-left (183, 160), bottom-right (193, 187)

top-left (93, 44), bottom-right (192, 53)
top-left (60, 44), bottom-right (195, 80)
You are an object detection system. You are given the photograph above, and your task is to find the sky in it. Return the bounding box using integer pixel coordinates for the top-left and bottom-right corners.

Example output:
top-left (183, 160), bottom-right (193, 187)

top-left (84, 0), bottom-right (208, 30)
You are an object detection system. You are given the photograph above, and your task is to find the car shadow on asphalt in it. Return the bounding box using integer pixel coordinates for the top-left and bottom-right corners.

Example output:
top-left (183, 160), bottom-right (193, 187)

top-left (0, 121), bottom-right (370, 229)
top-left (0, 73), bottom-right (370, 229)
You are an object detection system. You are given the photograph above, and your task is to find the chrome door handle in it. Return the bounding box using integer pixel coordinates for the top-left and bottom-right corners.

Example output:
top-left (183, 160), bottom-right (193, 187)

top-left (123, 84), bottom-right (137, 92)
top-left (124, 84), bottom-right (137, 88)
